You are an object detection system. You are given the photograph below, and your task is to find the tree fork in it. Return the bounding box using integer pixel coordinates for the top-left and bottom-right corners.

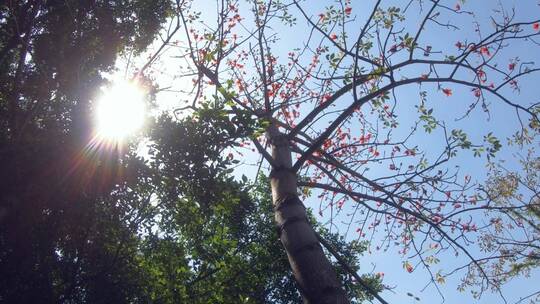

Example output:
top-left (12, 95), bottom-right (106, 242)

top-left (267, 125), bottom-right (349, 303)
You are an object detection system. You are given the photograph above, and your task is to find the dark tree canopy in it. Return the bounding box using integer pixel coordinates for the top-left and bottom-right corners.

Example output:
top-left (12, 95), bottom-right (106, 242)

top-left (0, 1), bottom-right (170, 302)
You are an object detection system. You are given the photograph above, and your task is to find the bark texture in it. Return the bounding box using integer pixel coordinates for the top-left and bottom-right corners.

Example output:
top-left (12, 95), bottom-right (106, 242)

top-left (267, 125), bottom-right (349, 304)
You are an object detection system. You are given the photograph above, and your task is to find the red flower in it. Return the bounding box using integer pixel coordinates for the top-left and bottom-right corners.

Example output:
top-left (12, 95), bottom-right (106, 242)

top-left (476, 69), bottom-right (486, 81)
top-left (508, 62), bottom-right (515, 71)
top-left (480, 46), bottom-right (490, 56)
top-left (321, 93), bottom-right (332, 104)
top-left (442, 88), bottom-right (452, 96)
top-left (330, 33), bottom-right (338, 40)
top-left (533, 22), bottom-right (539, 31)
top-left (404, 262), bottom-right (413, 273)
top-left (344, 6), bottom-right (352, 15)
top-left (455, 3), bottom-right (461, 10)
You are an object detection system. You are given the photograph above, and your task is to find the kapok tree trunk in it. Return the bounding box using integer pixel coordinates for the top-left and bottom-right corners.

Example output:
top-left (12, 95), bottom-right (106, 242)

top-left (267, 125), bottom-right (349, 304)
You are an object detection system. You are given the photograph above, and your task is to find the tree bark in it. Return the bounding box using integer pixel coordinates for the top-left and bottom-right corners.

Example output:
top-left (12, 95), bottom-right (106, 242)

top-left (267, 125), bottom-right (349, 304)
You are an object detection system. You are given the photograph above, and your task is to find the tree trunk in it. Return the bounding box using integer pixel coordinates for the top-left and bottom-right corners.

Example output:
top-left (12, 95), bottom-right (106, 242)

top-left (267, 125), bottom-right (349, 304)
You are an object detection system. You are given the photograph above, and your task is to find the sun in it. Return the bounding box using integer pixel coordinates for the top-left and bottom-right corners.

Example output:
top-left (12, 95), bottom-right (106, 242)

top-left (95, 80), bottom-right (146, 141)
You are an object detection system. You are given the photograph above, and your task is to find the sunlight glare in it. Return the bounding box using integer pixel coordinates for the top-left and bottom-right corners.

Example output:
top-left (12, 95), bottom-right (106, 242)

top-left (95, 80), bottom-right (146, 141)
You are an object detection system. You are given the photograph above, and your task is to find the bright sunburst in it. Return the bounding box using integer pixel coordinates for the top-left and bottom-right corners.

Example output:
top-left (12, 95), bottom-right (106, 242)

top-left (95, 80), bottom-right (146, 141)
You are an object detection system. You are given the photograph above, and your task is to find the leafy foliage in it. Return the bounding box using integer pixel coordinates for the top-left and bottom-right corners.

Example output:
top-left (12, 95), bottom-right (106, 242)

top-left (140, 108), bottom-right (381, 303)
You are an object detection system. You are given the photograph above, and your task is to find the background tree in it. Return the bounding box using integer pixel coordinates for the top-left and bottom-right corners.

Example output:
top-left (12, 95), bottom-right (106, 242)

top-left (139, 0), bottom-right (540, 302)
top-left (468, 135), bottom-right (540, 302)
top-left (0, 0), bottom-right (170, 302)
